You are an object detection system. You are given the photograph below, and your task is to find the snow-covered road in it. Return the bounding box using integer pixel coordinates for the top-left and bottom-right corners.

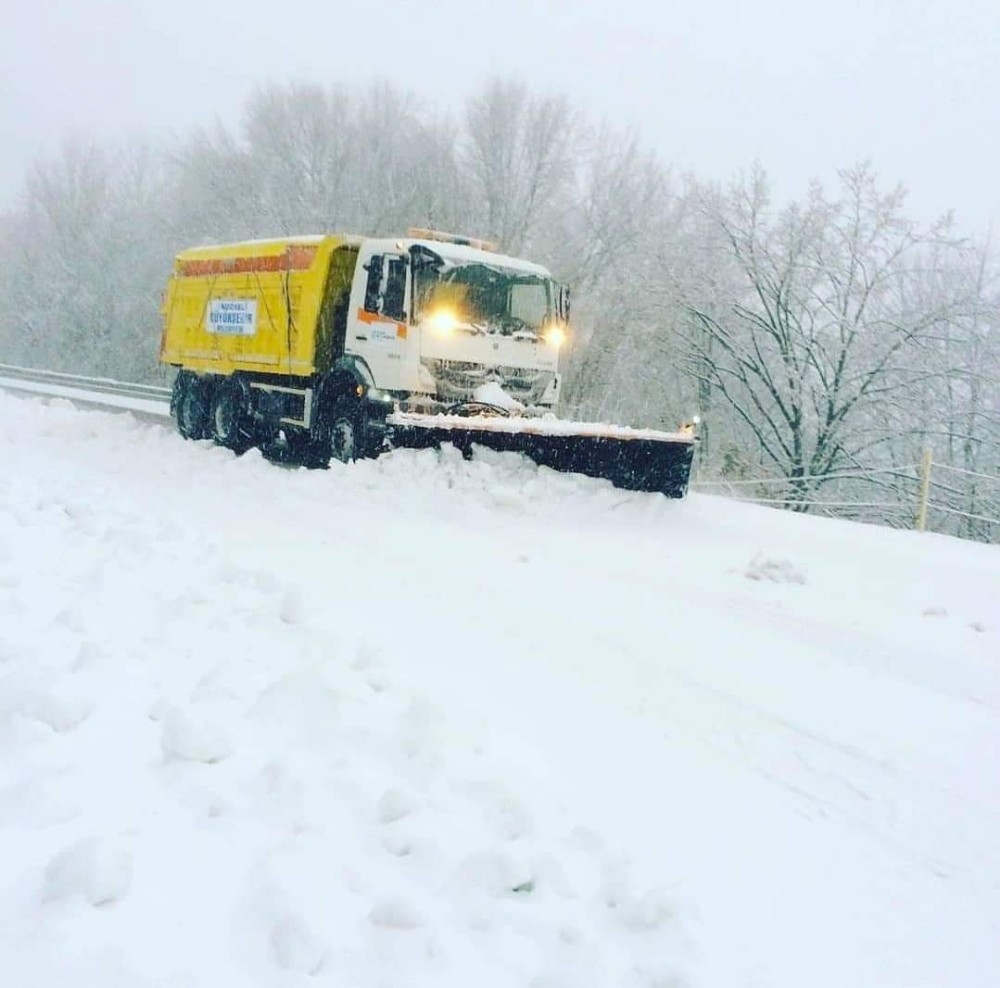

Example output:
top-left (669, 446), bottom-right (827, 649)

top-left (2, 391), bottom-right (998, 987)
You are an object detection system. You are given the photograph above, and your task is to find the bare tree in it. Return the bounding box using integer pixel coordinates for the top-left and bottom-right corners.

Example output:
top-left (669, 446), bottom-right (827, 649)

top-left (170, 81), bottom-right (466, 241)
top-left (169, 123), bottom-right (258, 242)
top-left (348, 82), bottom-right (462, 234)
top-left (881, 239), bottom-right (1000, 537)
top-left (683, 163), bottom-right (967, 506)
top-left (3, 140), bottom-right (117, 371)
top-left (243, 82), bottom-right (355, 232)
top-left (0, 138), bottom-right (174, 380)
top-left (462, 78), bottom-right (576, 254)
top-left (557, 126), bottom-right (688, 426)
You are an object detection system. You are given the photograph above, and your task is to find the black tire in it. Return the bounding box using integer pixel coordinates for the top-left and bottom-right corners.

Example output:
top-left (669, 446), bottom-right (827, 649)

top-left (284, 431), bottom-right (330, 469)
top-left (176, 376), bottom-right (209, 440)
top-left (170, 372), bottom-right (187, 418)
top-left (329, 411), bottom-right (360, 463)
top-left (210, 380), bottom-right (252, 452)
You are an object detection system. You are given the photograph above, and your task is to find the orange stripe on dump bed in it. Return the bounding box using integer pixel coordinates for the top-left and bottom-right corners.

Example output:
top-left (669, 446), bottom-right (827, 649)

top-left (178, 245), bottom-right (318, 277)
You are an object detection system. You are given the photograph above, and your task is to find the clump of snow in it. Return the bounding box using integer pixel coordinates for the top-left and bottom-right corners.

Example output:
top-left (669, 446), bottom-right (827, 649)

top-left (368, 897), bottom-right (423, 929)
top-left (377, 786), bottom-right (418, 824)
top-left (42, 836), bottom-right (133, 907)
top-left (160, 707), bottom-right (233, 764)
top-left (744, 552), bottom-right (807, 584)
top-left (472, 381), bottom-right (525, 411)
top-left (610, 886), bottom-right (675, 933)
top-left (4, 678), bottom-right (95, 734)
top-left (381, 831), bottom-right (414, 857)
top-left (351, 642), bottom-right (382, 670)
top-left (53, 606), bottom-right (87, 632)
top-left (71, 639), bottom-right (103, 672)
top-left (453, 848), bottom-right (535, 898)
top-left (279, 586), bottom-right (307, 625)
top-left (27, 690), bottom-right (94, 734)
top-left (269, 915), bottom-right (327, 974)
top-left (249, 670), bottom-right (341, 748)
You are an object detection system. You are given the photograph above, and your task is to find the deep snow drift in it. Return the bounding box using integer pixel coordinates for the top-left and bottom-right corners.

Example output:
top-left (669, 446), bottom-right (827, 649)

top-left (1, 391), bottom-right (998, 987)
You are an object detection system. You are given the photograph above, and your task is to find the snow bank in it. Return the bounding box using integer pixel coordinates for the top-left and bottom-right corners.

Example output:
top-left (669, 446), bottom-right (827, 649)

top-left (1, 390), bottom-right (998, 987)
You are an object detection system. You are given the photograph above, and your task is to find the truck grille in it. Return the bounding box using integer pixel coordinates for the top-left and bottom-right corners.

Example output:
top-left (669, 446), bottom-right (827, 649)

top-left (421, 359), bottom-right (554, 404)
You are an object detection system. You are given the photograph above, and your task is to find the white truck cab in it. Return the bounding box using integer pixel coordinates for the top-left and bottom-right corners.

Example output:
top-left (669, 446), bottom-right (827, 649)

top-left (345, 231), bottom-right (566, 410)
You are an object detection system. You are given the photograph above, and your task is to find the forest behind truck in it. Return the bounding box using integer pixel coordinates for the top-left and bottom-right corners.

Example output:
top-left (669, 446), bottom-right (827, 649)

top-left (1, 80), bottom-right (997, 539)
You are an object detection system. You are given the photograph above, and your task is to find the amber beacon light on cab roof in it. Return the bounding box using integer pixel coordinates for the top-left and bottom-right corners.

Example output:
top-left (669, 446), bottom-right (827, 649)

top-left (159, 229), bottom-right (696, 496)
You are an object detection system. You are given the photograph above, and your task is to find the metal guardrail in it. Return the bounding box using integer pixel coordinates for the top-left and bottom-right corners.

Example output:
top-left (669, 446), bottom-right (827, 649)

top-left (692, 455), bottom-right (999, 542)
top-left (0, 362), bottom-right (172, 403)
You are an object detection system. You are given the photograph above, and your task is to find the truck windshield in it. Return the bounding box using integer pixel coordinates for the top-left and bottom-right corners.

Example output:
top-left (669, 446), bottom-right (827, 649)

top-left (412, 249), bottom-right (552, 336)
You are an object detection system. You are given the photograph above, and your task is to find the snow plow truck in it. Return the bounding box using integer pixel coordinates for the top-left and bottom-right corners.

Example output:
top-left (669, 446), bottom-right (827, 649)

top-left (159, 230), bottom-right (696, 496)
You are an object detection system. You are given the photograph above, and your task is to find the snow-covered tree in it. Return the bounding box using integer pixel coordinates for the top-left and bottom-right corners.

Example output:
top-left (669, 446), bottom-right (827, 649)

top-left (462, 78), bottom-right (576, 255)
top-left (682, 164), bottom-right (968, 506)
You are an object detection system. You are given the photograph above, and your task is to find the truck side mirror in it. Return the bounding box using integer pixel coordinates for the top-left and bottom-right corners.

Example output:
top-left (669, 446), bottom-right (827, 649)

top-left (558, 285), bottom-right (571, 322)
top-left (363, 255), bottom-right (384, 313)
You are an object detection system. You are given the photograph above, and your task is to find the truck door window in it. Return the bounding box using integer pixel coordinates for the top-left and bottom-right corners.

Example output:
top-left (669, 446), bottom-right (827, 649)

top-left (383, 256), bottom-right (407, 321)
top-left (363, 253), bottom-right (407, 320)
top-left (363, 255), bottom-right (383, 313)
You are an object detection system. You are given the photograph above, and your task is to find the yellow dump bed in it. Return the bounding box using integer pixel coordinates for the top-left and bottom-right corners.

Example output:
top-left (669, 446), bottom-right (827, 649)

top-left (159, 235), bottom-right (360, 378)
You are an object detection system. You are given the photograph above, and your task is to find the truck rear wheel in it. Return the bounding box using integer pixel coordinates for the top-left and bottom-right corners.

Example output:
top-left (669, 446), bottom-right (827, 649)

top-left (211, 380), bottom-right (252, 453)
top-left (177, 376), bottom-right (209, 440)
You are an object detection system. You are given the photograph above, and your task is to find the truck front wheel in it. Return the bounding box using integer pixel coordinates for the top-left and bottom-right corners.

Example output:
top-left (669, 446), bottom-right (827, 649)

top-left (329, 413), bottom-right (359, 463)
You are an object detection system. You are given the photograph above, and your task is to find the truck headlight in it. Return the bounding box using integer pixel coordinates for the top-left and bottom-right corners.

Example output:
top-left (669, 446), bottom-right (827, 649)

top-left (426, 309), bottom-right (458, 336)
top-left (542, 323), bottom-right (566, 349)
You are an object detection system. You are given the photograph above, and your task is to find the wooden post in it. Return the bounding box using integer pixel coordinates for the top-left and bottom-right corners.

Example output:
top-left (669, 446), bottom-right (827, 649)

top-left (916, 448), bottom-right (933, 532)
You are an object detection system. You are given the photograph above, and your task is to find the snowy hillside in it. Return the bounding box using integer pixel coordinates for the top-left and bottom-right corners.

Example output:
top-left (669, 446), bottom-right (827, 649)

top-left (2, 390), bottom-right (998, 988)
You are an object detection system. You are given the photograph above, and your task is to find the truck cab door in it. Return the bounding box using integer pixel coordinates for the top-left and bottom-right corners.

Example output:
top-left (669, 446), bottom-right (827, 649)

top-left (346, 241), bottom-right (413, 391)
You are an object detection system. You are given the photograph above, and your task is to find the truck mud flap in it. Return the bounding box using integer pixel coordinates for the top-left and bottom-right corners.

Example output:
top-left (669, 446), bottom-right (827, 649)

top-left (388, 422), bottom-right (696, 498)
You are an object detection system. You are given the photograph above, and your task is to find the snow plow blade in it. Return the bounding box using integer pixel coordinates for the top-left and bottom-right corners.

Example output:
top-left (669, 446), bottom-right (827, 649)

top-left (387, 412), bottom-right (697, 498)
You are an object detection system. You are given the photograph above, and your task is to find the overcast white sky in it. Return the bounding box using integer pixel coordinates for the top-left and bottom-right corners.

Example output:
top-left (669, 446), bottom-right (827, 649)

top-left (3, 0), bottom-right (998, 233)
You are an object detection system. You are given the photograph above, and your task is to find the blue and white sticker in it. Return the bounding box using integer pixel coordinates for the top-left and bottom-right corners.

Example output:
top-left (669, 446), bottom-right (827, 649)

top-left (369, 323), bottom-right (399, 343)
top-left (206, 298), bottom-right (258, 336)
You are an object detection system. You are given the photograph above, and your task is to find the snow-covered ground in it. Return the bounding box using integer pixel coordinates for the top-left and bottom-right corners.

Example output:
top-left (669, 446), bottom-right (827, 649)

top-left (1, 390), bottom-right (998, 988)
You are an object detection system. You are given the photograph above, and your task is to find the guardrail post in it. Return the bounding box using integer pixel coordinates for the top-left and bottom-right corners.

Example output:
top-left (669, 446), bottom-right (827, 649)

top-left (915, 448), bottom-right (933, 532)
